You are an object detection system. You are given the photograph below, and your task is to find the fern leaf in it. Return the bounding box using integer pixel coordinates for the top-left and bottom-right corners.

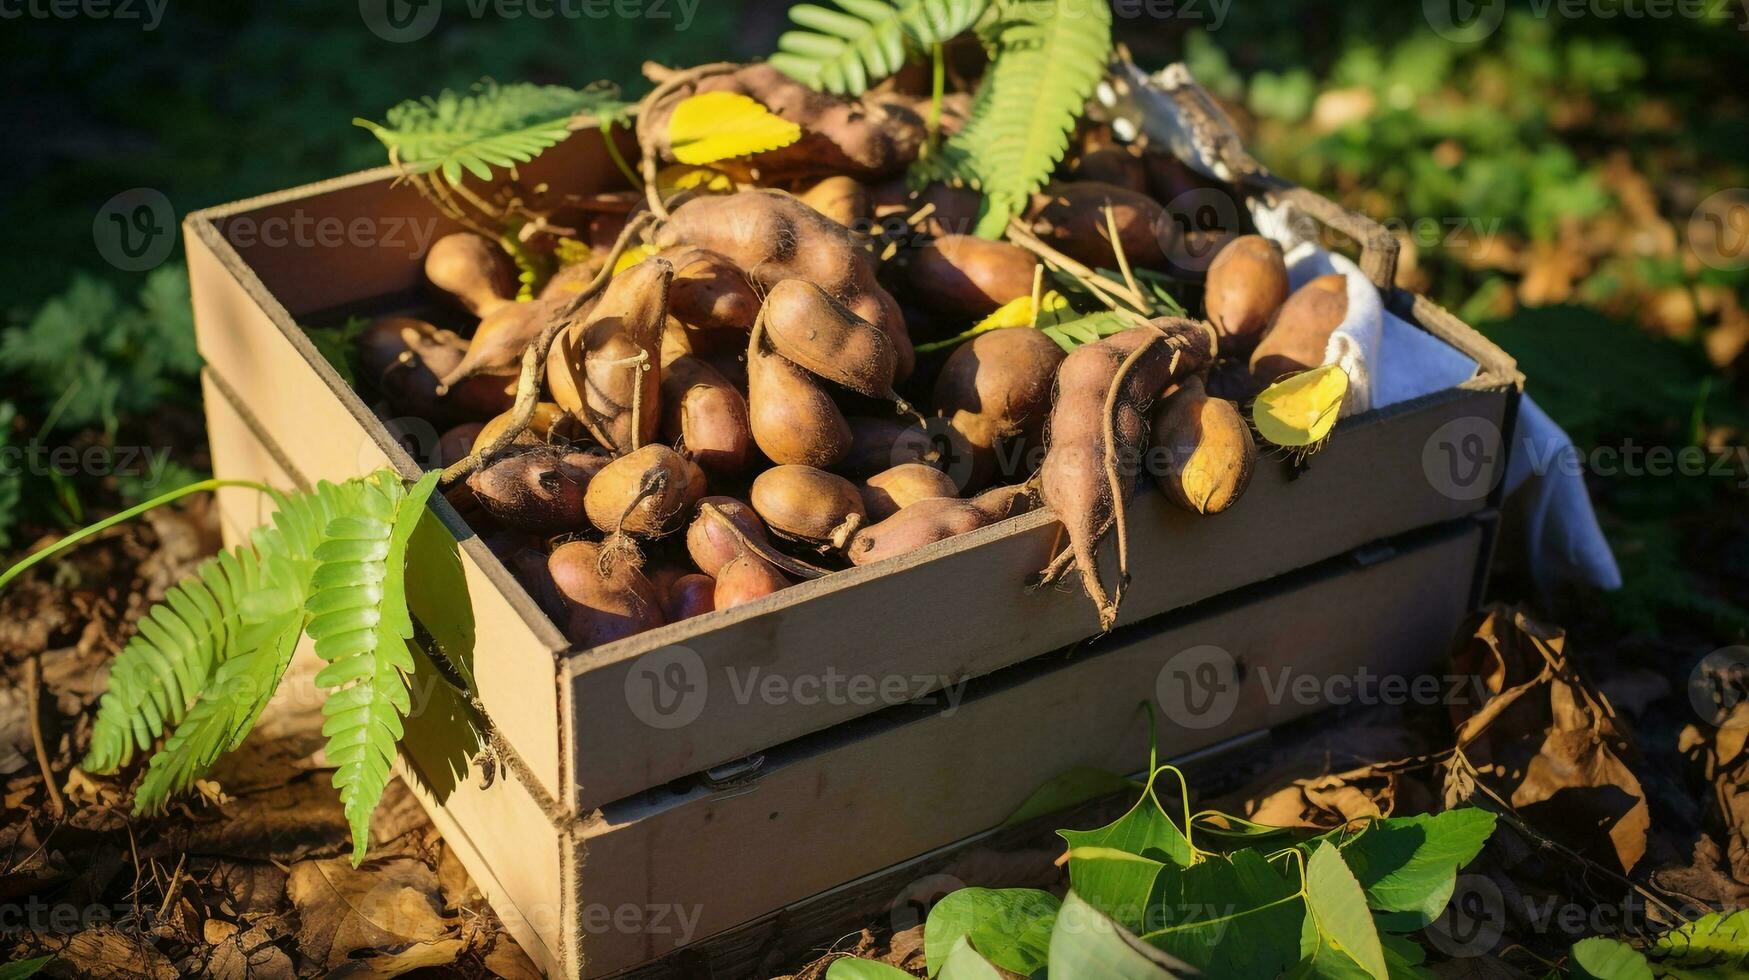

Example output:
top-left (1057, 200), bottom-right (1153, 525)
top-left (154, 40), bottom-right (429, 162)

top-left (82, 548), bottom-right (259, 772)
top-left (770, 0), bottom-right (991, 95)
top-left (84, 479), bottom-right (368, 778)
top-left (306, 472), bottom-right (441, 864)
top-left (355, 81), bottom-right (630, 185)
top-left (914, 0), bottom-right (1112, 237)
top-left (132, 606), bottom-right (303, 812)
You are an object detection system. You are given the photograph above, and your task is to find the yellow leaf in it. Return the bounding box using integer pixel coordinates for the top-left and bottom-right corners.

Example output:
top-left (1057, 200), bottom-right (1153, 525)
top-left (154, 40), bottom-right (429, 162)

top-left (1252, 364), bottom-right (1349, 448)
top-left (656, 164), bottom-right (736, 193)
top-left (975, 290), bottom-right (1070, 333)
top-left (667, 92), bottom-right (803, 165)
top-left (612, 243), bottom-right (658, 277)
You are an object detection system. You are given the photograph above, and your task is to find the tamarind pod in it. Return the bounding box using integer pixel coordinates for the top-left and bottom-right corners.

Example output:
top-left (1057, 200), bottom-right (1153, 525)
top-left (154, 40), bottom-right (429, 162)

top-left (660, 354), bottom-right (751, 474)
top-left (425, 232), bottom-right (517, 317)
top-left (547, 540), bottom-right (664, 648)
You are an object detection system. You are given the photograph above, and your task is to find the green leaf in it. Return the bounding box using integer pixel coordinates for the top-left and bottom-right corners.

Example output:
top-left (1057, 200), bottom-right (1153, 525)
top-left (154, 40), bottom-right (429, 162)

top-left (1339, 809), bottom-right (1496, 926)
top-left (404, 505), bottom-right (477, 692)
top-left (307, 471), bottom-right (441, 864)
top-left (82, 546), bottom-right (258, 773)
top-left (304, 316), bottom-right (371, 388)
top-left (770, 0), bottom-right (990, 95)
top-left (1058, 768), bottom-right (1194, 929)
top-left (1050, 890), bottom-right (1190, 979)
top-left (1647, 909), bottom-right (1749, 976)
top-left (937, 937), bottom-right (1004, 980)
top-left (913, 0), bottom-right (1112, 237)
top-left (1066, 847), bottom-right (1168, 933)
top-left (356, 81), bottom-right (629, 185)
top-left (1568, 937), bottom-right (1652, 980)
top-left (1005, 766), bottom-right (1140, 826)
top-left (0, 957), bottom-right (52, 980)
top-left (825, 960), bottom-right (915, 980)
top-left (132, 608), bottom-right (302, 811)
top-left (1144, 848), bottom-right (1304, 977)
top-left (925, 887), bottom-right (1059, 977)
top-left (1296, 842), bottom-right (1389, 980)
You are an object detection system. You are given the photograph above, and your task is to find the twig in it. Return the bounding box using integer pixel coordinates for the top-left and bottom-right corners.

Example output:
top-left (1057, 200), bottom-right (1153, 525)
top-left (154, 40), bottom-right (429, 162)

top-left (1103, 204), bottom-right (1144, 307)
top-left (440, 212), bottom-right (654, 486)
top-left (154, 852), bottom-right (187, 923)
top-left (634, 62), bottom-right (740, 222)
top-left (1005, 220), bottom-right (1147, 314)
top-left (24, 656), bottom-right (64, 818)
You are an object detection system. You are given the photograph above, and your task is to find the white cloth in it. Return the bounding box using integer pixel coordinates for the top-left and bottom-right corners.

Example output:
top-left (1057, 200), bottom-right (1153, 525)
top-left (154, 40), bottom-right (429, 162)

top-left (1098, 59), bottom-right (1622, 595)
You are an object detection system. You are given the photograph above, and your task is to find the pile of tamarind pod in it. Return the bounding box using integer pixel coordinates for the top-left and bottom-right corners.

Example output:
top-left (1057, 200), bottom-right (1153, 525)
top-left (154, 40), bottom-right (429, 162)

top-left (349, 63), bottom-right (1349, 645)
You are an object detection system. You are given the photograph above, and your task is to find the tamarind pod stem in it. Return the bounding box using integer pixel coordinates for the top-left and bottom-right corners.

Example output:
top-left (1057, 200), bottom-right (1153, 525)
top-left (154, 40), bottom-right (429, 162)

top-left (440, 212), bottom-right (654, 486)
top-left (634, 62), bottom-right (740, 222)
top-left (698, 501), bottom-right (829, 581)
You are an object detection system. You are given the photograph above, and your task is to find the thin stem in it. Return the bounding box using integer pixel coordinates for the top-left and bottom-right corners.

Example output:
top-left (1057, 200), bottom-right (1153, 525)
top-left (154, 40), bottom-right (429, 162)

top-left (634, 62), bottom-right (740, 222)
top-left (600, 120), bottom-right (644, 189)
top-left (440, 212), bottom-right (654, 485)
top-left (0, 479), bottom-right (274, 593)
top-left (925, 43), bottom-right (946, 158)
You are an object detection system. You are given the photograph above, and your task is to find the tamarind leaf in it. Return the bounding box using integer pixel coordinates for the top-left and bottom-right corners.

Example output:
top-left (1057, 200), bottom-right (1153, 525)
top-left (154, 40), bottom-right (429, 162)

top-left (1252, 365), bottom-right (1349, 449)
top-left (306, 471), bottom-right (442, 865)
top-left (655, 164), bottom-right (736, 194)
top-left (913, 0), bottom-right (1113, 238)
top-left (667, 92), bottom-right (803, 166)
top-left (356, 81), bottom-right (629, 185)
top-left (771, 0), bottom-right (991, 95)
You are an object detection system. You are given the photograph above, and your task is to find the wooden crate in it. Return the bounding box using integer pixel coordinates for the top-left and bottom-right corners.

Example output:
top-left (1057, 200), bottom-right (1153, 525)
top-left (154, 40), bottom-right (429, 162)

top-left (210, 368), bottom-right (1484, 975)
top-left (187, 68), bottom-right (1521, 976)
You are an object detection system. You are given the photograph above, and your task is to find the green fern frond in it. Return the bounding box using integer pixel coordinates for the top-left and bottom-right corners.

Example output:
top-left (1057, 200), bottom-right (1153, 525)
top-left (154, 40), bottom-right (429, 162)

top-left (305, 471), bottom-right (441, 864)
top-left (84, 479), bottom-right (369, 781)
top-left (83, 547), bottom-right (263, 773)
top-left (132, 609), bottom-right (303, 811)
top-left (912, 0), bottom-right (1112, 237)
top-left (355, 81), bottom-right (630, 185)
top-left (770, 0), bottom-right (991, 95)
